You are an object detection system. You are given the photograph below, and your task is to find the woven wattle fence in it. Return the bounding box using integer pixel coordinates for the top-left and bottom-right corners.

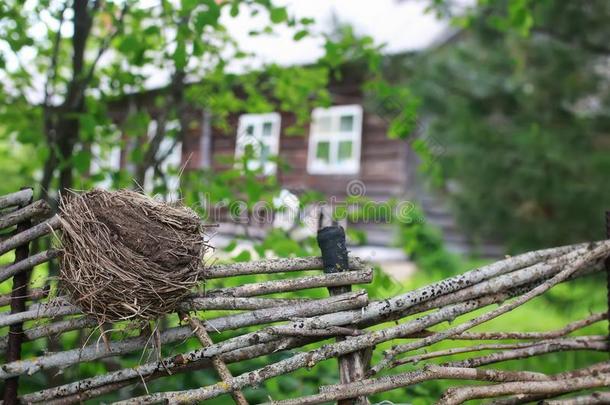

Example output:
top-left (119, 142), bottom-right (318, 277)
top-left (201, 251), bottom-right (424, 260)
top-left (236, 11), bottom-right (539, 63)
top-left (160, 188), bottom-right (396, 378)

top-left (0, 187), bottom-right (609, 405)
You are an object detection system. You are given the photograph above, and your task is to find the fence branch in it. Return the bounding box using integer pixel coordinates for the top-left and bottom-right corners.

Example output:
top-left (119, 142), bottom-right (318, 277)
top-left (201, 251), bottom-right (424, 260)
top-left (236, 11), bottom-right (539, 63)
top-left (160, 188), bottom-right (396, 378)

top-left (0, 249), bottom-right (59, 284)
top-left (0, 215), bottom-right (61, 256)
top-left (543, 391), bottom-right (610, 405)
top-left (0, 287), bottom-right (49, 307)
top-left (0, 200), bottom-right (51, 231)
top-left (203, 257), bottom-right (367, 278)
top-left (206, 268), bottom-right (373, 297)
top-left (0, 189), bottom-right (34, 211)
top-left (437, 373), bottom-right (610, 405)
top-left (186, 315), bottom-right (249, 405)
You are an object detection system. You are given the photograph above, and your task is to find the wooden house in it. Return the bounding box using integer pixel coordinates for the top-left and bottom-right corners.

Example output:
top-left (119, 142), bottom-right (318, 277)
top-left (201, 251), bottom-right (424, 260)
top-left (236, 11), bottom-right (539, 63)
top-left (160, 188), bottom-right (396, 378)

top-left (106, 62), bottom-right (499, 259)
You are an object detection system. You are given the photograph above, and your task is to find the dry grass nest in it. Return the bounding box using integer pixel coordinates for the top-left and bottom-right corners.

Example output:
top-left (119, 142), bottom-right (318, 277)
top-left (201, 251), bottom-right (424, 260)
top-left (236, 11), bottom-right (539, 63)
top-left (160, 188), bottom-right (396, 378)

top-left (58, 189), bottom-right (208, 322)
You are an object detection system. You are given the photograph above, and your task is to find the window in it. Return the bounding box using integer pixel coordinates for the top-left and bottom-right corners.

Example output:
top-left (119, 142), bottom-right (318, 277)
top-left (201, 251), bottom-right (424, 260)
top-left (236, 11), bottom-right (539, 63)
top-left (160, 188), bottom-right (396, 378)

top-left (235, 113), bottom-right (281, 175)
top-left (307, 105), bottom-right (363, 175)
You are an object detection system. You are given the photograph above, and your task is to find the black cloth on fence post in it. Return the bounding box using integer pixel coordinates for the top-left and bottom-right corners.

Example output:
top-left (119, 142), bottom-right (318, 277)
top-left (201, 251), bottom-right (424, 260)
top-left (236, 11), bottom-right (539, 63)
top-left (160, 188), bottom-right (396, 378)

top-left (317, 225), bottom-right (351, 295)
top-left (317, 225), bottom-right (349, 273)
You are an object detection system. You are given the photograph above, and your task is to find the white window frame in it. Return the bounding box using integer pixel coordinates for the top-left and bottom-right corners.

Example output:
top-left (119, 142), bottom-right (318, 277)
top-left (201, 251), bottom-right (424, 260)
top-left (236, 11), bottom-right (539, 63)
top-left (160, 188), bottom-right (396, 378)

top-left (235, 112), bottom-right (281, 176)
top-left (307, 104), bottom-right (363, 175)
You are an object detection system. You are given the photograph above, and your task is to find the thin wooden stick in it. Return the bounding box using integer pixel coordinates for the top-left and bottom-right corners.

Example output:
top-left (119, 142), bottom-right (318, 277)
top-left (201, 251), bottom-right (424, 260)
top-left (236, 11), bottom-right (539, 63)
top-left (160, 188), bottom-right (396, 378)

top-left (203, 257), bottom-right (368, 278)
top-left (281, 361), bottom-right (610, 405)
top-left (541, 391), bottom-right (610, 404)
top-left (393, 340), bottom-right (568, 366)
top-left (323, 339), bottom-right (610, 396)
top-left (179, 296), bottom-right (313, 311)
top-left (206, 268), bottom-right (373, 297)
top-left (488, 362), bottom-right (610, 405)
top-left (186, 315), bottom-right (249, 405)
top-left (0, 316), bottom-right (98, 352)
top-left (437, 373), bottom-right (610, 405)
top-left (0, 199), bottom-right (51, 230)
top-left (0, 189), bottom-right (34, 210)
top-left (0, 300), bottom-right (79, 327)
top-left (0, 296), bottom-right (314, 351)
top-left (401, 312), bottom-right (606, 341)
top-left (443, 336), bottom-right (607, 370)
top-left (0, 287), bottom-right (49, 307)
top-left (0, 249), bottom-right (59, 283)
top-left (0, 215), bottom-right (61, 256)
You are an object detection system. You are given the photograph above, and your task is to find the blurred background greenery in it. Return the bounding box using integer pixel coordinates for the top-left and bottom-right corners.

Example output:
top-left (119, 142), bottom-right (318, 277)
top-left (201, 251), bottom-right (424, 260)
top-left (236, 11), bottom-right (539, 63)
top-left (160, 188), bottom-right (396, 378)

top-left (1, 0), bottom-right (609, 403)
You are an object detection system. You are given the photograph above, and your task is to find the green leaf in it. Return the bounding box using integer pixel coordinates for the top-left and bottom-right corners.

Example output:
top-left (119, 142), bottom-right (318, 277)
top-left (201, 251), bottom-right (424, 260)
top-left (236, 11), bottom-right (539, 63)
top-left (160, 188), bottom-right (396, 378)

top-left (130, 146), bottom-right (144, 164)
top-left (270, 7), bottom-right (288, 24)
top-left (194, 0), bottom-right (221, 30)
top-left (181, 0), bottom-right (199, 13)
top-left (230, 2), bottom-right (239, 17)
top-left (193, 38), bottom-right (204, 56)
top-left (73, 150), bottom-right (91, 175)
top-left (233, 250), bottom-right (251, 262)
top-left (223, 240), bottom-right (237, 252)
top-left (293, 30), bottom-right (308, 41)
top-left (173, 41), bottom-right (187, 70)
top-left (118, 34), bottom-right (140, 54)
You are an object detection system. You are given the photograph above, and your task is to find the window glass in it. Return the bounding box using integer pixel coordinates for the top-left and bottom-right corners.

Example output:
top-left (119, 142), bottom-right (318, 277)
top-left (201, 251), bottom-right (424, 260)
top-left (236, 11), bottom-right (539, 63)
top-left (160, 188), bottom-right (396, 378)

top-left (316, 141), bottom-right (330, 163)
top-left (260, 144), bottom-right (270, 161)
top-left (340, 115), bottom-right (354, 132)
top-left (338, 140), bottom-right (353, 162)
top-left (262, 122), bottom-right (273, 136)
top-left (316, 116), bottom-right (332, 133)
top-left (245, 125), bottom-right (254, 136)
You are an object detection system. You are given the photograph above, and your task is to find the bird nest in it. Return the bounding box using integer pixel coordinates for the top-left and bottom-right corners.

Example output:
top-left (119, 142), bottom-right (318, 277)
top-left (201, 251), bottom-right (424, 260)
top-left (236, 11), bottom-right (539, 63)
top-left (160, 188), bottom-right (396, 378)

top-left (58, 189), bottom-right (207, 322)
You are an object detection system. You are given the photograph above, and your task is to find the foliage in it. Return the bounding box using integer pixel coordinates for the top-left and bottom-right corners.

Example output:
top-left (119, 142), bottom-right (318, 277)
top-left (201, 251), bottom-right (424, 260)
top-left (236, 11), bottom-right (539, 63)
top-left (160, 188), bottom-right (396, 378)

top-left (408, 0), bottom-right (610, 251)
top-left (397, 205), bottom-right (460, 277)
top-left (0, 0), bottom-right (331, 198)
